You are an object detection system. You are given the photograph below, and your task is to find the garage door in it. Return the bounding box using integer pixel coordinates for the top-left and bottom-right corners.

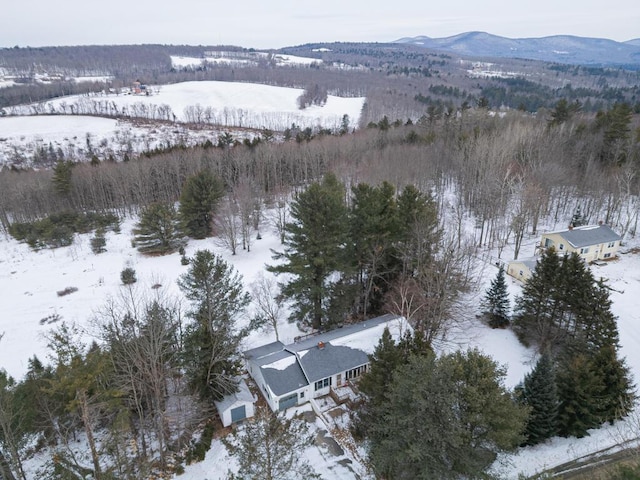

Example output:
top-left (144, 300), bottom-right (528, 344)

top-left (278, 393), bottom-right (298, 411)
top-left (230, 405), bottom-right (247, 423)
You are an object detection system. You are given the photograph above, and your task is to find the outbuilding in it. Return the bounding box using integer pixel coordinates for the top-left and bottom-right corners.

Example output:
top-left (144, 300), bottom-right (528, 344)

top-left (214, 378), bottom-right (256, 427)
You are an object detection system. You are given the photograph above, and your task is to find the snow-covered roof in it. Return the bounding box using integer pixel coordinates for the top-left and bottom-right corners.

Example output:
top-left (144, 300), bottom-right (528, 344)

top-left (214, 378), bottom-right (256, 413)
top-left (245, 314), bottom-right (407, 397)
top-left (546, 224), bottom-right (621, 248)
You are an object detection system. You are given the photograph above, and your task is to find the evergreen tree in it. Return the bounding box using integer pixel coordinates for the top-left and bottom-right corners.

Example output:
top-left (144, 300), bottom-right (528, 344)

top-left (90, 227), bottom-right (107, 254)
top-left (268, 173), bottom-right (350, 330)
top-left (355, 328), bottom-right (430, 439)
top-left (556, 353), bottom-right (604, 438)
top-left (179, 170), bottom-right (225, 239)
top-left (481, 264), bottom-right (510, 328)
top-left (0, 370), bottom-right (28, 480)
top-left (349, 181), bottom-right (401, 317)
top-left (52, 160), bottom-right (74, 196)
top-left (519, 353), bottom-right (559, 445)
top-left (45, 326), bottom-right (118, 480)
top-left (222, 406), bottom-right (318, 480)
top-left (599, 102), bottom-right (633, 164)
top-left (569, 205), bottom-right (586, 227)
top-left (178, 250), bottom-right (250, 401)
top-left (549, 98), bottom-right (571, 126)
top-left (582, 279), bottom-right (621, 350)
top-left (513, 247), bottom-right (563, 349)
top-left (591, 345), bottom-right (635, 425)
top-left (396, 184), bottom-right (440, 275)
top-left (366, 349), bottom-right (527, 479)
top-left (132, 203), bottom-right (185, 255)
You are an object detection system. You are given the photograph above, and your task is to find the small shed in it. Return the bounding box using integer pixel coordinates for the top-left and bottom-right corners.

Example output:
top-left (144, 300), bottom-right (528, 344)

top-left (214, 378), bottom-right (256, 427)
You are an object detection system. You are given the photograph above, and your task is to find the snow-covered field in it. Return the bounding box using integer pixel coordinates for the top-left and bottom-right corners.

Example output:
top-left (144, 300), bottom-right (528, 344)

top-left (170, 52), bottom-right (321, 69)
top-left (6, 80), bottom-right (365, 130)
top-left (2, 209), bottom-right (640, 478)
top-left (1, 80), bottom-right (365, 167)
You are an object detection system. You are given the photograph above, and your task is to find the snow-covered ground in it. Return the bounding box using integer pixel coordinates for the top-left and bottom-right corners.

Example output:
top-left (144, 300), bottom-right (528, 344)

top-left (0, 115), bottom-right (250, 167)
top-left (6, 80), bottom-right (365, 130)
top-left (170, 52), bottom-right (321, 69)
top-left (1, 80), bottom-right (365, 167)
top-left (2, 209), bottom-right (640, 478)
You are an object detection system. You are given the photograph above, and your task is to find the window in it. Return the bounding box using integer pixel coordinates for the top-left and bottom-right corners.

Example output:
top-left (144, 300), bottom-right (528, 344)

top-left (559, 243), bottom-right (564, 251)
top-left (299, 391), bottom-right (305, 399)
top-left (346, 365), bottom-right (368, 381)
top-left (519, 270), bottom-right (524, 276)
top-left (607, 241), bottom-right (616, 248)
top-left (580, 247), bottom-right (589, 254)
top-left (544, 238), bottom-right (552, 247)
top-left (604, 253), bottom-right (611, 258)
top-left (314, 377), bottom-right (331, 391)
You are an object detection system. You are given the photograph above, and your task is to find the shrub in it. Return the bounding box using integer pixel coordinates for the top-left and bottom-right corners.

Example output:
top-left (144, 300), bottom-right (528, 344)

top-left (40, 313), bottom-right (62, 325)
top-left (57, 287), bottom-right (78, 297)
top-left (120, 267), bottom-right (137, 285)
top-left (90, 228), bottom-right (107, 254)
top-left (8, 211), bottom-right (120, 250)
top-left (185, 422), bottom-right (215, 465)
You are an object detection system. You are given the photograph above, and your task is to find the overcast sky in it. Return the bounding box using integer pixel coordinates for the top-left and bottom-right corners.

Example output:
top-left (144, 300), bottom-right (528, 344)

top-left (2, 0), bottom-right (639, 49)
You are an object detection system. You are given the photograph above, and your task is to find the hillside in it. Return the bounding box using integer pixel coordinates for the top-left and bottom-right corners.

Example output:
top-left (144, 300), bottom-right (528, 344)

top-left (395, 31), bottom-right (640, 68)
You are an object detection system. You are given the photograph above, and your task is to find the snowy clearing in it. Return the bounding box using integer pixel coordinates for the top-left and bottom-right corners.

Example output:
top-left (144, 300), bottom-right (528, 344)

top-left (8, 80), bottom-right (365, 131)
top-left (2, 210), bottom-right (640, 478)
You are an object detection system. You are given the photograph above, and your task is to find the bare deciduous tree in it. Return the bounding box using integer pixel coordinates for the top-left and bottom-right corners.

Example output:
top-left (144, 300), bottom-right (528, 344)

top-left (250, 272), bottom-right (285, 342)
top-left (213, 198), bottom-right (241, 255)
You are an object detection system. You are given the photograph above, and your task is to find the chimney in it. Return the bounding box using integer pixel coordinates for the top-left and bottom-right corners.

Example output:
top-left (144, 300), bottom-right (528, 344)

top-left (568, 225), bottom-right (573, 230)
top-left (317, 341), bottom-right (325, 350)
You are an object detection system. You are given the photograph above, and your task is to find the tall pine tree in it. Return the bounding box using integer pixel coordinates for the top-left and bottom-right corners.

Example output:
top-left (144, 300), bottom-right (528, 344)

top-left (268, 173), bottom-right (350, 330)
top-left (513, 247), bottom-right (563, 349)
top-left (519, 353), bottom-right (559, 445)
top-left (481, 264), bottom-right (510, 328)
top-left (178, 250), bottom-right (250, 401)
top-left (556, 353), bottom-right (604, 438)
top-left (349, 181), bottom-right (401, 317)
top-left (179, 170), bottom-right (225, 239)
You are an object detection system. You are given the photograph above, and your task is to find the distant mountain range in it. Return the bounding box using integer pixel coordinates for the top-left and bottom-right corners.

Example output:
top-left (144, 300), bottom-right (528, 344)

top-left (395, 32), bottom-right (640, 68)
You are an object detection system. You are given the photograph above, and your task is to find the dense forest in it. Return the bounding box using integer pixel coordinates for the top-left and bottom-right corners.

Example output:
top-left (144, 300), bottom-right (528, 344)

top-left (1, 43), bottom-right (640, 479)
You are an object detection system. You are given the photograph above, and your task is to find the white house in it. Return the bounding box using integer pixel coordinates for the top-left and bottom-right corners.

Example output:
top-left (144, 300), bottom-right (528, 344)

top-left (214, 378), bottom-right (257, 427)
top-left (244, 314), bottom-right (408, 412)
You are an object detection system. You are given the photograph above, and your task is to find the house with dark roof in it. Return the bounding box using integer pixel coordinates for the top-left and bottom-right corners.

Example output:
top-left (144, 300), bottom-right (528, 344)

top-left (507, 224), bottom-right (622, 283)
top-left (538, 224), bottom-right (622, 263)
top-left (244, 314), bottom-right (408, 412)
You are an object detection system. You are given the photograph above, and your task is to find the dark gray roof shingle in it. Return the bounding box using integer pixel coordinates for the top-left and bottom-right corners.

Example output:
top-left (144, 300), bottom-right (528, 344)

top-left (261, 359), bottom-right (309, 396)
top-left (553, 225), bottom-right (621, 248)
top-left (298, 343), bottom-right (369, 382)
